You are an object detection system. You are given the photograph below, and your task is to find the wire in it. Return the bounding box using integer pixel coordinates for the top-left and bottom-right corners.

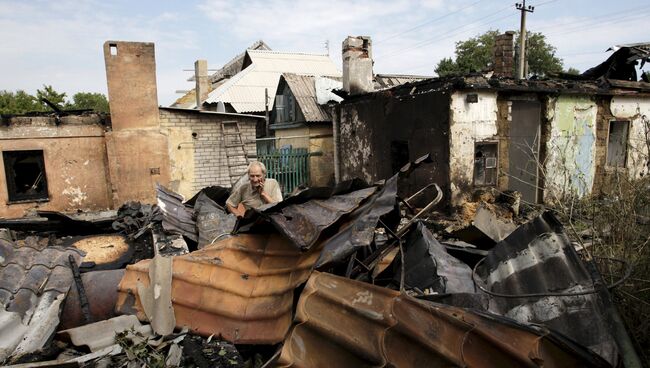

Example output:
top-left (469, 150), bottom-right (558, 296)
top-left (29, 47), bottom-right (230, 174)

top-left (471, 255), bottom-right (633, 298)
top-left (376, 0), bottom-right (486, 45)
top-left (381, 12), bottom-right (516, 62)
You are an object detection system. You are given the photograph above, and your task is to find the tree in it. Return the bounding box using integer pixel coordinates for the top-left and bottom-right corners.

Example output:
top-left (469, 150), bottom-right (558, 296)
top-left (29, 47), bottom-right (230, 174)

top-left (435, 30), bottom-right (563, 77)
top-left (67, 92), bottom-right (109, 113)
top-left (36, 85), bottom-right (67, 110)
top-left (0, 90), bottom-right (41, 114)
top-left (0, 88), bottom-right (110, 115)
top-left (564, 67), bottom-right (580, 75)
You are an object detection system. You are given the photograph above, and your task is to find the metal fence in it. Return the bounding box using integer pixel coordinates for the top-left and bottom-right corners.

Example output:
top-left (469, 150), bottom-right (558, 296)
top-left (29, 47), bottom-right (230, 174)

top-left (257, 146), bottom-right (309, 196)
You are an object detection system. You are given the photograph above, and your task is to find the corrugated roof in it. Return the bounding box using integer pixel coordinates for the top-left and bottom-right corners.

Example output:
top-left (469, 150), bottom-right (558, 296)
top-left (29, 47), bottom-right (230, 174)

top-left (278, 271), bottom-right (611, 367)
top-left (204, 50), bottom-right (340, 113)
top-left (374, 73), bottom-right (431, 90)
top-left (115, 233), bottom-right (323, 344)
top-left (0, 239), bottom-right (85, 363)
top-left (281, 73), bottom-right (338, 123)
top-left (482, 212), bottom-right (618, 365)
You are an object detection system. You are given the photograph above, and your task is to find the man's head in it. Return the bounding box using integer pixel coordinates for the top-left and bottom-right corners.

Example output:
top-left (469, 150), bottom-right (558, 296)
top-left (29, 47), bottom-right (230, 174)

top-left (247, 161), bottom-right (267, 187)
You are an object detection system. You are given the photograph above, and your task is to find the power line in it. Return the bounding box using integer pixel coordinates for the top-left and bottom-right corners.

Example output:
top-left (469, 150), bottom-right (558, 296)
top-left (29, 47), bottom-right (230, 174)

top-left (376, 0), bottom-right (486, 45)
top-left (378, 5), bottom-right (514, 60)
top-left (533, 4), bottom-right (650, 33)
top-left (542, 9), bottom-right (650, 38)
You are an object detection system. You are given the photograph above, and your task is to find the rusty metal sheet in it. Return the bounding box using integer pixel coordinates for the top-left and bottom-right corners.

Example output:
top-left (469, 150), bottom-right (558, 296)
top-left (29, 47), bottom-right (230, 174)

top-left (278, 271), bottom-right (610, 368)
top-left (481, 211), bottom-right (619, 365)
top-left (0, 239), bottom-right (85, 363)
top-left (115, 233), bottom-right (322, 344)
top-left (60, 269), bottom-right (125, 330)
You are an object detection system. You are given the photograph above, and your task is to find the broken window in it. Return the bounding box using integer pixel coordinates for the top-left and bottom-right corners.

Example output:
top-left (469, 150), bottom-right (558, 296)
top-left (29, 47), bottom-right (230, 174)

top-left (390, 141), bottom-right (410, 174)
top-left (2, 150), bottom-right (49, 202)
top-left (606, 120), bottom-right (629, 167)
top-left (474, 142), bottom-right (498, 186)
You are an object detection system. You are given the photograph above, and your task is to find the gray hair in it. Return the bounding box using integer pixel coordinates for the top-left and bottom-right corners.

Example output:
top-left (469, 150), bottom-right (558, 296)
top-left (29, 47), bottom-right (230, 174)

top-left (247, 161), bottom-right (267, 175)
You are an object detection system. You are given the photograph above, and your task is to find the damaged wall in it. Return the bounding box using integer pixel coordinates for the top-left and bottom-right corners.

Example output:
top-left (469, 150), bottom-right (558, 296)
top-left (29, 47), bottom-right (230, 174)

top-left (0, 115), bottom-right (112, 218)
top-left (104, 41), bottom-right (171, 205)
top-left (159, 108), bottom-right (258, 199)
top-left (609, 96), bottom-right (650, 178)
top-left (544, 95), bottom-right (598, 201)
top-left (448, 91), bottom-right (499, 205)
top-left (338, 90), bottom-right (450, 204)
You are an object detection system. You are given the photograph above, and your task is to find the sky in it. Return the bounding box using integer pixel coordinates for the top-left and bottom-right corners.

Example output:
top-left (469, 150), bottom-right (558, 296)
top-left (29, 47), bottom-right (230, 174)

top-left (1, 0), bottom-right (649, 106)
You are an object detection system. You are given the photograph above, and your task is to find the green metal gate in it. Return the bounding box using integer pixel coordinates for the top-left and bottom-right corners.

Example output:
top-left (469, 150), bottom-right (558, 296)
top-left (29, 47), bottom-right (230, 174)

top-left (257, 146), bottom-right (309, 196)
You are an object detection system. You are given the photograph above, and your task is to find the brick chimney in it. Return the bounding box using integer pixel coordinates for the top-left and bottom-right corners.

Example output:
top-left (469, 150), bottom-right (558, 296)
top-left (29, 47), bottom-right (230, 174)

top-left (493, 31), bottom-right (515, 78)
top-left (195, 59), bottom-right (209, 109)
top-left (342, 36), bottom-right (374, 95)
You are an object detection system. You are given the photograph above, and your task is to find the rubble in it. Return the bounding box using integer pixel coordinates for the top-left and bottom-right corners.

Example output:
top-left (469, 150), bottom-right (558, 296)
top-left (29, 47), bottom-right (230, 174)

top-left (0, 154), bottom-right (640, 366)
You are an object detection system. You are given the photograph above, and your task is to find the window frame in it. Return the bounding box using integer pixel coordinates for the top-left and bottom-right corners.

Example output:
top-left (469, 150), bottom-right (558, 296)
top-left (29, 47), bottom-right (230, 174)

top-left (473, 141), bottom-right (499, 187)
top-left (2, 149), bottom-right (50, 204)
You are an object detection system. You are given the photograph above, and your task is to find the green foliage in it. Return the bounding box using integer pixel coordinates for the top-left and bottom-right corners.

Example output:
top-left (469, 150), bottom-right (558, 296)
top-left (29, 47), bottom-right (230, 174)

top-left (0, 90), bottom-right (41, 114)
top-left (68, 92), bottom-right (109, 112)
top-left (564, 67), bottom-right (581, 75)
top-left (435, 30), bottom-right (564, 77)
top-left (0, 86), bottom-right (109, 114)
top-left (36, 85), bottom-right (67, 110)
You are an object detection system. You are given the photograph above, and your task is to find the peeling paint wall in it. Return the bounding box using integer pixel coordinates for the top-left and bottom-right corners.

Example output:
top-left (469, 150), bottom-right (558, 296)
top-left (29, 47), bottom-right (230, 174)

top-left (544, 95), bottom-right (597, 200)
top-left (338, 90), bottom-right (450, 206)
top-left (449, 91), bottom-right (499, 205)
top-left (0, 116), bottom-right (112, 218)
top-left (609, 96), bottom-right (650, 178)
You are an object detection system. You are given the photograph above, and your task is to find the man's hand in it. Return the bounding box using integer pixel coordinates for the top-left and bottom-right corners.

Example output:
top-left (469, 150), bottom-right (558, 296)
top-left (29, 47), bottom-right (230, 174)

top-left (256, 177), bottom-right (265, 193)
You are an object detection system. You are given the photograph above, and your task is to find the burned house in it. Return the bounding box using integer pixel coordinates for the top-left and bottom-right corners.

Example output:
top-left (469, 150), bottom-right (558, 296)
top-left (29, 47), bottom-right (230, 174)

top-left (0, 41), bottom-right (265, 218)
top-left (334, 35), bottom-right (650, 206)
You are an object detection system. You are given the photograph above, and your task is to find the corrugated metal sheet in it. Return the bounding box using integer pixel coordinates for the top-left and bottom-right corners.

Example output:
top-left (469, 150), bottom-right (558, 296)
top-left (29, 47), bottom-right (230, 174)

top-left (282, 73), bottom-right (336, 122)
top-left (0, 239), bottom-right (85, 363)
top-left (260, 186), bottom-right (377, 250)
top-left (481, 211), bottom-right (618, 365)
top-left (115, 233), bottom-right (323, 344)
top-left (277, 271), bottom-right (610, 367)
top-left (156, 184), bottom-right (198, 242)
top-left (204, 50), bottom-right (340, 113)
top-left (396, 222), bottom-right (475, 294)
top-left (374, 73), bottom-right (430, 90)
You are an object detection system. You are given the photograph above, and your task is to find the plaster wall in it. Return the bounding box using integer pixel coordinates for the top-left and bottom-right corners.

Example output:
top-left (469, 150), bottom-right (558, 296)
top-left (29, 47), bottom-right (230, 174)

top-left (274, 125), bottom-right (335, 187)
top-left (449, 91), bottom-right (499, 204)
top-left (0, 117), bottom-right (112, 218)
top-left (159, 109), bottom-right (258, 198)
top-left (544, 95), bottom-right (597, 200)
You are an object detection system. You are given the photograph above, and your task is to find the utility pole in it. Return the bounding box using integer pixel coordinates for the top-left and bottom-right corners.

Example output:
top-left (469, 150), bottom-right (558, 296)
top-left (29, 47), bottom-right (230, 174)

top-left (516, 1), bottom-right (534, 79)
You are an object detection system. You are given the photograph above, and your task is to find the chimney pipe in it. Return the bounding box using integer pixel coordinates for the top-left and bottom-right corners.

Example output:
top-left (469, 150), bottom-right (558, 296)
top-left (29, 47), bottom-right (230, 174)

top-left (342, 36), bottom-right (374, 95)
top-left (493, 32), bottom-right (515, 78)
top-left (195, 59), bottom-right (208, 109)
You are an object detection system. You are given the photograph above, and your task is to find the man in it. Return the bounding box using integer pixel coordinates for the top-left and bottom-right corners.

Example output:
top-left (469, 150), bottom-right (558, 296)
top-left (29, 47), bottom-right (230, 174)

top-left (226, 161), bottom-right (283, 217)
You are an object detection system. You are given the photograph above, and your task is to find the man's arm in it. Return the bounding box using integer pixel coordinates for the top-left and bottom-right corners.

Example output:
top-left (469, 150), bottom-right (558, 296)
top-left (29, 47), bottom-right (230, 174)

top-left (260, 179), bottom-right (283, 204)
top-left (226, 186), bottom-right (245, 217)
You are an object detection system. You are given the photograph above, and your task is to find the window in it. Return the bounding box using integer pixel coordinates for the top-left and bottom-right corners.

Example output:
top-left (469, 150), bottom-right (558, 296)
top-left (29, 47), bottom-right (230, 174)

top-left (390, 141), bottom-right (410, 173)
top-left (606, 120), bottom-right (629, 168)
top-left (2, 150), bottom-right (49, 203)
top-left (474, 142), bottom-right (498, 186)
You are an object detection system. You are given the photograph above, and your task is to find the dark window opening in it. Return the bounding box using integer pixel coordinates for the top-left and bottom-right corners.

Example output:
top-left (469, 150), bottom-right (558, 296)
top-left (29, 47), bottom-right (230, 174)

top-left (606, 120), bottom-right (629, 168)
top-left (474, 142), bottom-right (498, 186)
top-left (109, 43), bottom-right (118, 56)
top-left (3, 150), bottom-right (49, 203)
top-left (390, 141), bottom-right (410, 173)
